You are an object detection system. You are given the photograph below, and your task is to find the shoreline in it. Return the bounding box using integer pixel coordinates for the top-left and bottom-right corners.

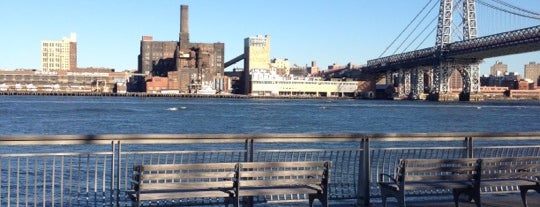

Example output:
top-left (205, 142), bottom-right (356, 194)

top-left (0, 91), bottom-right (355, 100)
top-left (1, 91), bottom-right (538, 101)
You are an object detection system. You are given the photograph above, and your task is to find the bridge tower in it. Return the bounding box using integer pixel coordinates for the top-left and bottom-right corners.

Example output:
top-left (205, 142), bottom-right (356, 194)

top-left (431, 0), bottom-right (482, 101)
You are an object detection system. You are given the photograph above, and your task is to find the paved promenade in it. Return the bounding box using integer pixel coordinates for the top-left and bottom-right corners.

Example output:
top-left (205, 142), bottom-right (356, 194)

top-left (273, 193), bottom-right (540, 207)
top-left (334, 193), bottom-right (540, 207)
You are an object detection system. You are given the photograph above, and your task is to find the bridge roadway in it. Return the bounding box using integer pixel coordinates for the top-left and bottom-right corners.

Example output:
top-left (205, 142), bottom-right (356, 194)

top-left (363, 25), bottom-right (540, 73)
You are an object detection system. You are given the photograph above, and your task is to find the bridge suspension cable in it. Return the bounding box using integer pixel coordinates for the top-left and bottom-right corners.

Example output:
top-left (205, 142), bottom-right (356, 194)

top-left (394, 0), bottom-right (439, 54)
top-left (378, 0), bottom-right (436, 58)
top-left (404, 15), bottom-right (438, 52)
top-left (414, 27), bottom-right (437, 50)
top-left (490, 0), bottom-right (539, 16)
top-left (477, 0), bottom-right (540, 20)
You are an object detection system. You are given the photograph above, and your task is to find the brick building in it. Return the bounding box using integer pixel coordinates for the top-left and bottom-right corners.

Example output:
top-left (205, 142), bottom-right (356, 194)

top-left (138, 5), bottom-right (225, 93)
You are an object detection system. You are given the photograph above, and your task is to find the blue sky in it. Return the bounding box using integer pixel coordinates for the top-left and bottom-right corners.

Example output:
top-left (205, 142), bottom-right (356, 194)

top-left (0, 0), bottom-right (539, 76)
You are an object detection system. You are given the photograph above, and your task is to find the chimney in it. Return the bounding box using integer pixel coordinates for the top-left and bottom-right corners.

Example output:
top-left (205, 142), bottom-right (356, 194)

top-left (180, 5), bottom-right (189, 48)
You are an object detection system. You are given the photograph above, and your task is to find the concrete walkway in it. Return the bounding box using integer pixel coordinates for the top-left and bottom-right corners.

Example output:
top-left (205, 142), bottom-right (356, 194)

top-left (262, 193), bottom-right (540, 206)
top-left (366, 193), bottom-right (540, 207)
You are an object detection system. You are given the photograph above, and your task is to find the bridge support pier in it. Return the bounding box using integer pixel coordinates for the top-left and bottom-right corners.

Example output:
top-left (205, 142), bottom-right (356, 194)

top-left (395, 69), bottom-right (412, 100)
top-left (458, 63), bottom-right (484, 101)
top-left (429, 62), bottom-right (459, 101)
top-left (404, 69), bottom-right (411, 99)
top-left (410, 67), bottom-right (426, 100)
top-left (397, 70), bottom-right (404, 99)
top-left (386, 71), bottom-right (393, 86)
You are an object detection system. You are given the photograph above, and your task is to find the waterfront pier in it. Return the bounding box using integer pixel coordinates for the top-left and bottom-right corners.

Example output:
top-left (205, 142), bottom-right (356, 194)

top-left (1, 132), bottom-right (540, 206)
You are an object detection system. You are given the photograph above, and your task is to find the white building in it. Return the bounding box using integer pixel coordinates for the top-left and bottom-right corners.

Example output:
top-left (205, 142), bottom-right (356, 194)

top-left (250, 71), bottom-right (359, 97)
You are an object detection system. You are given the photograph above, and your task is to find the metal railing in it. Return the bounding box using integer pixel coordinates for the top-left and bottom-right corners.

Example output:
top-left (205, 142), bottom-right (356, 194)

top-left (1, 132), bottom-right (539, 206)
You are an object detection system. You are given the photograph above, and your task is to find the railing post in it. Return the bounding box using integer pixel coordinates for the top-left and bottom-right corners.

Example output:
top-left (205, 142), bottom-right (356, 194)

top-left (116, 141), bottom-right (122, 207)
top-left (464, 137), bottom-right (474, 158)
top-left (244, 139), bottom-right (254, 207)
top-left (469, 137), bottom-right (474, 158)
top-left (110, 140), bottom-right (115, 206)
top-left (357, 137), bottom-right (370, 207)
top-left (244, 139), bottom-right (254, 163)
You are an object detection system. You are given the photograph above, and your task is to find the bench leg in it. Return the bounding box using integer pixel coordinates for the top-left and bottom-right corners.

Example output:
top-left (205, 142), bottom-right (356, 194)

top-left (233, 195), bottom-right (240, 207)
top-left (308, 194), bottom-right (315, 207)
top-left (381, 194), bottom-right (388, 207)
top-left (224, 195), bottom-right (234, 207)
top-left (380, 187), bottom-right (402, 207)
top-left (452, 189), bottom-right (460, 207)
top-left (519, 185), bottom-right (535, 207)
top-left (309, 193), bottom-right (328, 207)
top-left (398, 196), bottom-right (406, 207)
top-left (520, 187), bottom-right (528, 207)
top-left (453, 188), bottom-right (480, 207)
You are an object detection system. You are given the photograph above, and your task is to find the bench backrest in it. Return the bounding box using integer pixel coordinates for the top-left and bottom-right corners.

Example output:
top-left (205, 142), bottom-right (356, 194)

top-left (481, 157), bottom-right (540, 180)
top-left (235, 161), bottom-right (331, 189)
top-left (398, 158), bottom-right (481, 184)
top-left (133, 163), bottom-right (237, 191)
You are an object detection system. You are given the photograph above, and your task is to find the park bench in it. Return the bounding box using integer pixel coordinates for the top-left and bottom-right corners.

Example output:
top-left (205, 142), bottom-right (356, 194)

top-left (232, 161), bottom-right (331, 207)
top-left (129, 163), bottom-right (237, 206)
top-left (129, 161), bottom-right (331, 207)
top-left (378, 158), bottom-right (482, 207)
top-left (478, 157), bottom-right (540, 207)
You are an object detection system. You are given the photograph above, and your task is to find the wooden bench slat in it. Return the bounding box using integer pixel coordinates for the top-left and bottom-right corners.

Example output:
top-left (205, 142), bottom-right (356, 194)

top-left (405, 174), bottom-right (476, 182)
top-left (406, 166), bottom-right (479, 173)
top-left (379, 181), bottom-right (473, 190)
top-left (482, 164), bottom-right (540, 171)
top-left (139, 171), bottom-right (235, 180)
top-left (240, 161), bottom-right (327, 169)
top-left (480, 179), bottom-right (538, 187)
top-left (138, 181), bottom-right (234, 191)
top-left (240, 178), bottom-right (322, 187)
top-left (135, 190), bottom-right (231, 200)
top-left (405, 158), bottom-right (479, 165)
top-left (135, 163), bottom-right (238, 171)
top-left (482, 171), bottom-right (539, 179)
top-left (238, 186), bottom-right (320, 196)
top-left (402, 181), bottom-right (473, 190)
top-left (482, 157), bottom-right (540, 163)
top-left (240, 170), bottom-right (324, 178)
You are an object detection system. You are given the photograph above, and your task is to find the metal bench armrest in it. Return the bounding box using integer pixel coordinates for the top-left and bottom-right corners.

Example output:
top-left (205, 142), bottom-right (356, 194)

top-left (379, 173), bottom-right (398, 185)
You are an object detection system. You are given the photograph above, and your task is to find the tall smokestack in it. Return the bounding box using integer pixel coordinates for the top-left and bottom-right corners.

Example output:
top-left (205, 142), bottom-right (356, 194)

top-left (180, 5), bottom-right (189, 47)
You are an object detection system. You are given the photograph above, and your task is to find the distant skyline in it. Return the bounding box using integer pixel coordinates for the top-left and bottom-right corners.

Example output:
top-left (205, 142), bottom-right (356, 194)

top-left (0, 0), bottom-right (539, 75)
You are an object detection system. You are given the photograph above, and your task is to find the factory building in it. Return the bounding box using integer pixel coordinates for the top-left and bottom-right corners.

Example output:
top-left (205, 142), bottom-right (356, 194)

top-left (139, 5), bottom-right (226, 94)
top-left (138, 36), bottom-right (177, 76)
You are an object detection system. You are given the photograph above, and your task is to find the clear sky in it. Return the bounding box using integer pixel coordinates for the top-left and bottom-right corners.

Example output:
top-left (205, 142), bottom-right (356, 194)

top-left (0, 0), bottom-right (539, 76)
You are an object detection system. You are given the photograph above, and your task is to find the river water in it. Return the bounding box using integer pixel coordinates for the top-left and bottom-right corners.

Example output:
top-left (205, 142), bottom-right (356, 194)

top-left (0, 96), bottom-right (539, 135)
